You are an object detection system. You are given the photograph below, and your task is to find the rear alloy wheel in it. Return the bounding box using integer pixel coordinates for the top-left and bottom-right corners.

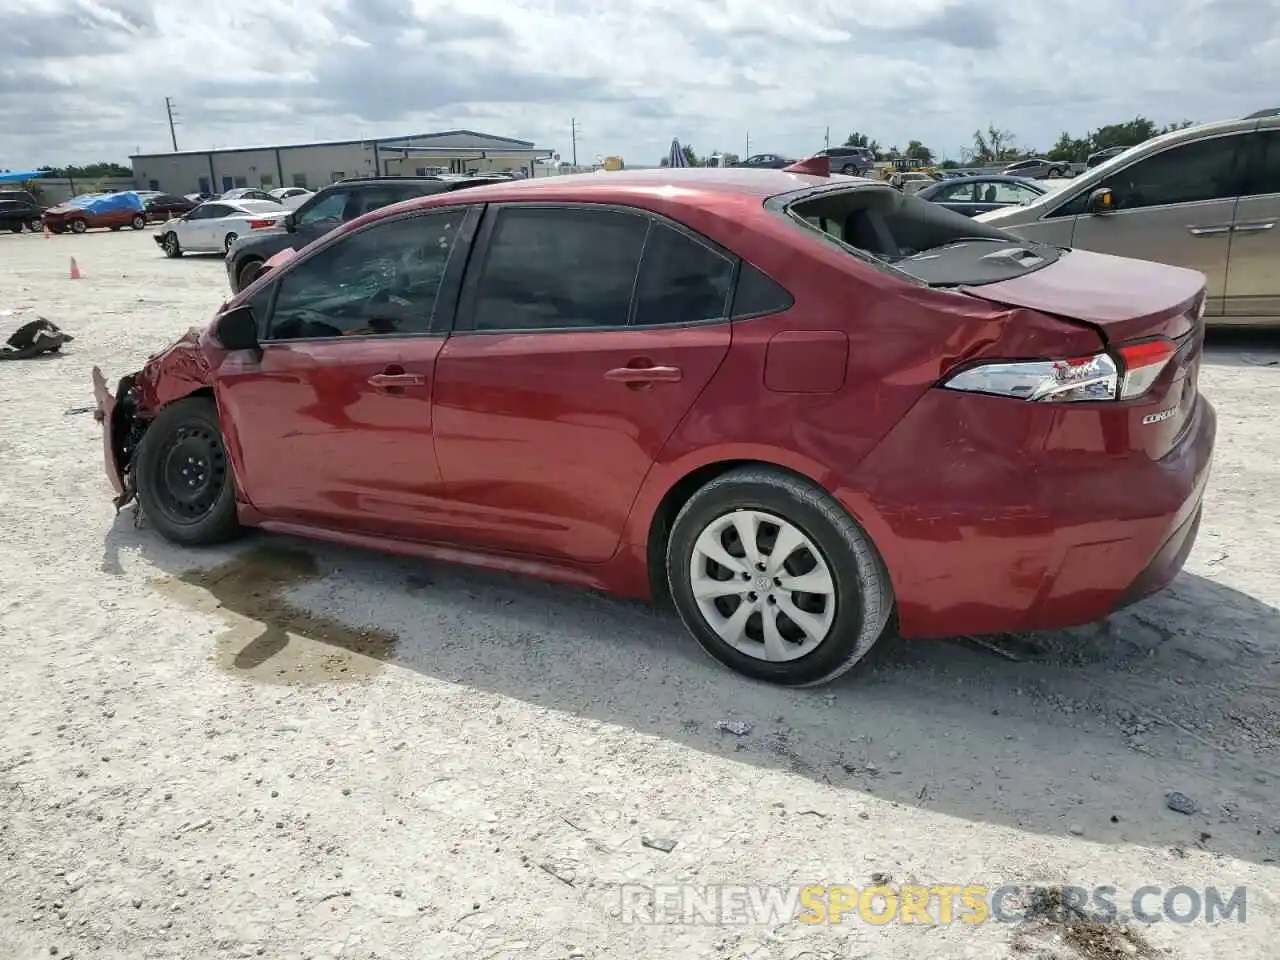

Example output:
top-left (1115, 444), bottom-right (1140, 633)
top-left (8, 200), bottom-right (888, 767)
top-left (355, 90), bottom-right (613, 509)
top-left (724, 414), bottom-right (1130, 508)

top-left (135, 397), bottom-right (242, 546)
top-left (224, 232), bottom-right (238, 254)
top-left (27, 219), bottom-right (41, 232)
top-left (666, 466), bottom-right (893, 686)
top-left (131, 214), bottom-right (146, 230)
top-left (841, 164), bottom-right (857, 175)
top-left (162, 232), bottom-right (182, 258)
top-left (70, 219), bottom-right (87, 234)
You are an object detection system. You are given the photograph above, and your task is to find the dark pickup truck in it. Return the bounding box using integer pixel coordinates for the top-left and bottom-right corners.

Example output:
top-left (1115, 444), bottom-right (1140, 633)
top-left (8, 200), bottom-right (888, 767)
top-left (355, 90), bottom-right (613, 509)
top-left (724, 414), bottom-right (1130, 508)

top-left (224, 175), bottom-right (504, 292)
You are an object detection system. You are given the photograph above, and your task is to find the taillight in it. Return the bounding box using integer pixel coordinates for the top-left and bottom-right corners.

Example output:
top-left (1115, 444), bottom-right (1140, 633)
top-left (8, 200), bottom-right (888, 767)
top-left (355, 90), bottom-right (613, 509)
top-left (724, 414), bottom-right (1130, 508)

top-left (247, 218), bottom-right (277, 229)
top-left (942, 337), bottom-right (1176, 403)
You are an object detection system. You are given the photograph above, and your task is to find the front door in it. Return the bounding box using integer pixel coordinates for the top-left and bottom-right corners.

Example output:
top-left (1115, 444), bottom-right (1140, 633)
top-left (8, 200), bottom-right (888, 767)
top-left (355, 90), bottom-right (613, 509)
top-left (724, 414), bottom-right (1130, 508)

top-left (1224, 127), bottom-right (1280, 320)
top-left (214, 207), bottom-right (474, 539)
top-left (432, 203), bottom-right (736, 563)
top-left (1064, 132), bottom-right (1249, 316)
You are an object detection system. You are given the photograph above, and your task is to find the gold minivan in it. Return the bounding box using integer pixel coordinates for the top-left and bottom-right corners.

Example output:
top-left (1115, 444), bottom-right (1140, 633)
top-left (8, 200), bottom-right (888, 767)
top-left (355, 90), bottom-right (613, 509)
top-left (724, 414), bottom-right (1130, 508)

top-left (975, 110), bottom-right (1280, 326)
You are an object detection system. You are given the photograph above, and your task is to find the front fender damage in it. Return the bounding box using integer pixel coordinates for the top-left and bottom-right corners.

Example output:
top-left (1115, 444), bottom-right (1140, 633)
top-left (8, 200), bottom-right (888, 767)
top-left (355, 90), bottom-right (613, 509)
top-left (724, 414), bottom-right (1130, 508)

top-left (98, 328), bottom-right (215, 513)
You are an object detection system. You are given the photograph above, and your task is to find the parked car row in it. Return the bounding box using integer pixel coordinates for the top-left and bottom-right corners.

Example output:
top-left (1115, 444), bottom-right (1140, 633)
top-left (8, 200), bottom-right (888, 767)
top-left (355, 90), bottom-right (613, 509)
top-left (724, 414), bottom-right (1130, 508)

top-left (95, 158), bottom-right (1217, 689)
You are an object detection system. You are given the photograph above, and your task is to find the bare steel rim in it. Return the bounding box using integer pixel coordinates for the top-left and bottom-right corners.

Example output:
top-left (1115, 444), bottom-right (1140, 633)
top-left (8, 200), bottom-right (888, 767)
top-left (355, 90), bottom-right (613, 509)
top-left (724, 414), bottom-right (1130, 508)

top-left (689, 508), bottom-right (838, 662)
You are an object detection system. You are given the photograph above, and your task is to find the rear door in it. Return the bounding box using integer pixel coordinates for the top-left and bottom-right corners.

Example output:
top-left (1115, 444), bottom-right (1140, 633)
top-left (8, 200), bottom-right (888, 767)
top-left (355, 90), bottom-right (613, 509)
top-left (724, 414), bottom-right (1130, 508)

top-left (1223, 125), bottom-right (1280, 320)
top-left (1063, 131), bottom-right (1249, 317)
top-left (215, 206), bottom-right (477, 539)
top-left (431, 203), bottom-right (735, 563)
top-left (180, 203), bottom-right (234, 251)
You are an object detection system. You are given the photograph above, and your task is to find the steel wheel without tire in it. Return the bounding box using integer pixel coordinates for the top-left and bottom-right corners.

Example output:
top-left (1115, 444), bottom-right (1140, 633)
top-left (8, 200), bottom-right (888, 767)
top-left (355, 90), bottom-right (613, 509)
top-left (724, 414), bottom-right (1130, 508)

top-left (666, 465), bottom-right (893, 686)
top-left (70, 219), bottom-right (87, 234)
top-left (224, 232), bottom-right (238, 253)
top-left (131, 214), bottom-right (146, 230)
top-left (162, 233), bottom-right (182, 258)
top-left (135, 397), bottom-right (242, 546)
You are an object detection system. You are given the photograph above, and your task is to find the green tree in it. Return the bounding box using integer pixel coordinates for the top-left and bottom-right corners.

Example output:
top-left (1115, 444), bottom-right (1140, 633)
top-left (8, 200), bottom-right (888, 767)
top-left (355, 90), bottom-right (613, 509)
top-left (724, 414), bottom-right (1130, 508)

top-left (904, 140), bottom-right (933, 163)
top-left (972, 125), bottom-right (1017, 163)
top-left (843, 131), bottom-right (883, 159)
top-left (41, 161), bottom-right (131, 178)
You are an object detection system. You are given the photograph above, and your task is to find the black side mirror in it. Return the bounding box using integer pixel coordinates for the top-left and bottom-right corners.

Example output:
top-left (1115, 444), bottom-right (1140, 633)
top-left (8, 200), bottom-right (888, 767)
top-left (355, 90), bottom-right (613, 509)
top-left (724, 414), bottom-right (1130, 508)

top-left (214, 304), bottom-right (261, 353)
top-left (283, 213), bottom-right (297, 233)
top-left (1086, 187), bottom-right (1114, 215)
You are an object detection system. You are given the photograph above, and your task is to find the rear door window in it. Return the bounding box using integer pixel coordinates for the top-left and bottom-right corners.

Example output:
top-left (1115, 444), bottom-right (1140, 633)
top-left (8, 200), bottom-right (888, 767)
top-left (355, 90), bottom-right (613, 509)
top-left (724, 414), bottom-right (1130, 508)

top-left (296, 191), bottom-right (348, 226)
top-left (632, 223), bottom-right (734, 326)
top-left (467, 206), bottom-right (649, 332)
top-left (1241, 130), bottom-right (1280, 196)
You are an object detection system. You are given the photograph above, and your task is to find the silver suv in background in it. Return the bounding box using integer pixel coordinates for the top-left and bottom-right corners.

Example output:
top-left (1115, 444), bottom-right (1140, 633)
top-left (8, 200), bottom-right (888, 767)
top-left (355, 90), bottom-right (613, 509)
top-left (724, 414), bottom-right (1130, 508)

top-left (976, 110), bottom-right (1280, 326)
top-left (818, 147), bottom-right (876, 176)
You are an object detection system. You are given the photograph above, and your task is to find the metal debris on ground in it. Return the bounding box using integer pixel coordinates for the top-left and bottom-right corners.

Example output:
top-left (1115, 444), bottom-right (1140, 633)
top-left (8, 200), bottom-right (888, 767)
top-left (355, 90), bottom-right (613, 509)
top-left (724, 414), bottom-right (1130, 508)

top-left (715, 720), bottom-right (752, 736)
top-left (641, 836), bottom-right (677, 853)
top-left (1165, 791), bottom-right (1197, 815)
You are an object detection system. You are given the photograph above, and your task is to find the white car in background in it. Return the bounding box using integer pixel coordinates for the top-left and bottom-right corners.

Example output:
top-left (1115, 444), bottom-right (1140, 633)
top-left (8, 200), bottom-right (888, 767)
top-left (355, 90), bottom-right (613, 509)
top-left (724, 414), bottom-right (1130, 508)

top-left (155, 199), bottom-right (289, 258)
top-left (269, 186), bottom-right (314, 210)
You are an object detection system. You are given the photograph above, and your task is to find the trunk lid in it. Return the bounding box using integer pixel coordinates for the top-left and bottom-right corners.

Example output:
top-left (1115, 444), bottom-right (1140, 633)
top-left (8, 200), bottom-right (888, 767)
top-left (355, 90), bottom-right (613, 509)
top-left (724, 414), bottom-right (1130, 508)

top-left (958, 247), bottom-right (1205, 344)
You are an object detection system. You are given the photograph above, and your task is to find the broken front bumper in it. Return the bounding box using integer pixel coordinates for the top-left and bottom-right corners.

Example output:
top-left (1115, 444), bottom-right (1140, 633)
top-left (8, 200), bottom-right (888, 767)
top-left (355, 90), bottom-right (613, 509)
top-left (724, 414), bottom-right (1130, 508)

top-left (91, 366), bottom-right (140, 510)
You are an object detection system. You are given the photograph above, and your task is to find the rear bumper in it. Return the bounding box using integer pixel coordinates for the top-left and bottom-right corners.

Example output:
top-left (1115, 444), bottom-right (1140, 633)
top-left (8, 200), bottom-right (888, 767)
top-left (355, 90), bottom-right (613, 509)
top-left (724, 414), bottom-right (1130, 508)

top-left (847, 393), bottom-right (1217, 638)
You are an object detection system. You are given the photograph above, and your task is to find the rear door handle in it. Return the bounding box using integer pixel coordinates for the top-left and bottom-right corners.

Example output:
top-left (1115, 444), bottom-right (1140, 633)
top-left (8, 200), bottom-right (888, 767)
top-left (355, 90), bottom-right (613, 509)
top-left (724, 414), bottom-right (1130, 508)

top-left (1232, 221), bottom-right (1276, 233)
top-left (604, 364), bottom-right (682, 384)
top-left (367, 373), bottom-right (425, 387)
top-left (1187, 224), bottom-right (1233, 236)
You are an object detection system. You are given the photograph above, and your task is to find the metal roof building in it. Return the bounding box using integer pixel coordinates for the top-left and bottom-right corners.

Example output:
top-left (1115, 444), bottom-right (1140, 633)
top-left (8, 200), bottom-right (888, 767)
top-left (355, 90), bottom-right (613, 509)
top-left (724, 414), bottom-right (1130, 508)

top-left (130, 130), bottom-right (554, 195)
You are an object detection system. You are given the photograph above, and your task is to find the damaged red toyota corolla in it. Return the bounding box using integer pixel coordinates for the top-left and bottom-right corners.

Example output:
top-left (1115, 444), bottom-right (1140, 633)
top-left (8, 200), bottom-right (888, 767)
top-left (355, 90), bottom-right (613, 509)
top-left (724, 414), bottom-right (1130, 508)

top-left (91, 158), bottom-right (1216, 686)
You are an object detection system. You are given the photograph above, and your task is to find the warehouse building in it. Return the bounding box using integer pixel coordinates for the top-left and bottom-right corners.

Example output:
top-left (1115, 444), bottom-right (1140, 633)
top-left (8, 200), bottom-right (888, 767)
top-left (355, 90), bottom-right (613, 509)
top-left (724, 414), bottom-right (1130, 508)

top-left (130, 130), bottom-right (554, 195)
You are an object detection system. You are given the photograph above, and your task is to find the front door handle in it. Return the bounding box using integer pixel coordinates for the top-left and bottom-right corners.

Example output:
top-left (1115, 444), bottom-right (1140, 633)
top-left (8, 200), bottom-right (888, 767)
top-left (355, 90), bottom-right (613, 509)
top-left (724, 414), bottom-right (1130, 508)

top-left (604, 364), bottom-right (683, 384)
top-left (1232, 221), bottom-right (1276, 233)
top-left (1187, 224), bottom-right (1233, 237)
top-left (367, 373), bottom-right (425, 388)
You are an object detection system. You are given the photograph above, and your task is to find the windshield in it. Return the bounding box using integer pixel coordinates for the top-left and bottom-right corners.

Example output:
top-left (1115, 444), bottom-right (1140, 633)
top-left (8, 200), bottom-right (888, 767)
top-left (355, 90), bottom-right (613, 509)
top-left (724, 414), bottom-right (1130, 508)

top-left (780, 185), bottom-right (1061, 287)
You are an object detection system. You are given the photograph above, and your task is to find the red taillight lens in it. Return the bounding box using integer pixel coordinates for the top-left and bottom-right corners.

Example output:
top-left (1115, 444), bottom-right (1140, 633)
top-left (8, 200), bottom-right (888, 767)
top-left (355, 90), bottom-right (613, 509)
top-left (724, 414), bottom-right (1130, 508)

top-left (1115, 338), bottom-right (1176, 400)
top-left (247, 218), bottom-right (276, 229)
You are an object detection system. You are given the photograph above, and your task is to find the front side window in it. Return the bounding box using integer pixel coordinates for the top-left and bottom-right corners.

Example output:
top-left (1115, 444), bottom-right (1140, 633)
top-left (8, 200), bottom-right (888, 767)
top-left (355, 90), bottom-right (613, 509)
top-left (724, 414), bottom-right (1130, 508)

top-left (934, 182), bottom-right (978, 202)
top-left (470, 207), bottom-right (648, 332)
top-left (1242, 130), bottom-right (1280, 196)
top-left (990, 181), bottom-right (1041, 203)
top-left (263, 212), bottom-right (462, 340)
top-left (296, 191), bottom-right (348, 226)
top-left (1052, 134), bottom-right (1246, 216)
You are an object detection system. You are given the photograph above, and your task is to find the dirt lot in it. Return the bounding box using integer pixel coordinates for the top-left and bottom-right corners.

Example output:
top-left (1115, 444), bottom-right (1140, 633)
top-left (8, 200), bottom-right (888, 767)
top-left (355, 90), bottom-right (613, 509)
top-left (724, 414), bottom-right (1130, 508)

top-left (1, 228), bottom-right (1278, 960)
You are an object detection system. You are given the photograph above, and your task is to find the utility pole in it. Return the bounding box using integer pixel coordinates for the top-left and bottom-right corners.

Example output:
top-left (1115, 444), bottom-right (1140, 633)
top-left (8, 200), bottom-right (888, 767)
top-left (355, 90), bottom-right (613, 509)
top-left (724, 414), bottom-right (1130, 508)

top-left (745, 130), bottom-right (750, 157)
top-left (164, 97), bottom-right (179, 152)
top-left (570, 117), bottom-right (578, 167)
top-left (824, 126), bottom-right (830, 150)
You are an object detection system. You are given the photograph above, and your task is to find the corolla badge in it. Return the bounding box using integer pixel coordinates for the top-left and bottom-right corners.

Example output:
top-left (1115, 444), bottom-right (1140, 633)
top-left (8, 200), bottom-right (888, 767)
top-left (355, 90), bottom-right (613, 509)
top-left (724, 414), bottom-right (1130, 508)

top-left (1142, 407), bottom-right (1177, 425)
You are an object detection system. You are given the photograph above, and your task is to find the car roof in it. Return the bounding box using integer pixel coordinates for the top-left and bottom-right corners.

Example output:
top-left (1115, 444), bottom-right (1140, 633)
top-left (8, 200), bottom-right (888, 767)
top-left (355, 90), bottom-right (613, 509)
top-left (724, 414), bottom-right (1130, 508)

top-left (410, 167), bottom-right (853, 207)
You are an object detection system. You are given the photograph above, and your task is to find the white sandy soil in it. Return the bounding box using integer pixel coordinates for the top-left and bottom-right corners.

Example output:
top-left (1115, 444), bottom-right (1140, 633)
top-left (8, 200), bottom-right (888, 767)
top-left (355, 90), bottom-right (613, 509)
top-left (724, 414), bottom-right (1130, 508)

top-left (1, 228), bottom-right (1278, 960)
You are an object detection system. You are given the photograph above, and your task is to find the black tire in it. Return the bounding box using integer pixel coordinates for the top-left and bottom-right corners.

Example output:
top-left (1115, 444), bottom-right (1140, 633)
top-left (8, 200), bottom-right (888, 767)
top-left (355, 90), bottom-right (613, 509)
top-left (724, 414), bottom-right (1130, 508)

top-left (161, 232), bottom-right (182, 258)
top-left (109, 225), bottom-right (122, 231)
top-left (666, 466), bottom-right (893, 686)
top-left (235, 258), bottom-right (264, 291)
top-left (223, 232), bottom-right (238, 253)
top-left (70, 219), bottom-right (87, 234)
top-left (131, 214), bottom-right (147, 230)
top-left (28, 219), bottom-right (41, 232)
top-left (135, 397), bottom-right (242, 547)
top-left (841, 164), bottom-right (857, 175)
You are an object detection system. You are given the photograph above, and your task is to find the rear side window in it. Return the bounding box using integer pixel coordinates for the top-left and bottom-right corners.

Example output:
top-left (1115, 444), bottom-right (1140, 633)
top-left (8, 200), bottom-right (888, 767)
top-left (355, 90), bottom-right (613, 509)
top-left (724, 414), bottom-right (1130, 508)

top-left (632, 223), bottom-right (734, 326)
top-left (730, 264), bottom-right (793, 319)
top-left (470, 206), bottom-right (649, 331)
top-left (1242, 130), bottom-right (1280, 196)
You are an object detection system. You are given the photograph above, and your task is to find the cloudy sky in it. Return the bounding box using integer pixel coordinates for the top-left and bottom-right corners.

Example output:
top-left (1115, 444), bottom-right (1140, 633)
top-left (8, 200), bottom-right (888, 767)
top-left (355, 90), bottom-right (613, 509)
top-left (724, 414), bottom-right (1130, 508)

top-left (1, 0), bottom-right (1278, 169)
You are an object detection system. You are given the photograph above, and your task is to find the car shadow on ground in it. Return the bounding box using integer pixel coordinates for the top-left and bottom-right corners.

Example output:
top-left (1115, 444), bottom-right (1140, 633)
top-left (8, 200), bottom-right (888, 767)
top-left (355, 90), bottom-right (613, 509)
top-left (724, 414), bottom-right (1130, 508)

top-left (101, 515), bottom-right (1280, 867)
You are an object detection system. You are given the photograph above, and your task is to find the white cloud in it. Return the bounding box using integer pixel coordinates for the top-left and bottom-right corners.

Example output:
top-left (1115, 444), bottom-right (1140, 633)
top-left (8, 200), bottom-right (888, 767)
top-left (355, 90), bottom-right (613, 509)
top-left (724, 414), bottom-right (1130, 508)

top-left (0, 0), bottom-right (1277, 168)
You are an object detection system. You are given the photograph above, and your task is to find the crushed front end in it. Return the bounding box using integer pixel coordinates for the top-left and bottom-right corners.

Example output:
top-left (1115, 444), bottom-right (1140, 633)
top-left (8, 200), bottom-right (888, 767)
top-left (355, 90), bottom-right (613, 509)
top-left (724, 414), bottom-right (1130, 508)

top-left (92, 366), bottom-right (151, 512)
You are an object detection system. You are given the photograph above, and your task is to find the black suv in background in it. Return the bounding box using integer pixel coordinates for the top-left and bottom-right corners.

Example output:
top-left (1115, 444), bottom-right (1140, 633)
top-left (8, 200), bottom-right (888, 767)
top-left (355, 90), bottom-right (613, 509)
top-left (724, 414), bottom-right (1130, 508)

top-left (224, 175), bottom-right (503, 292)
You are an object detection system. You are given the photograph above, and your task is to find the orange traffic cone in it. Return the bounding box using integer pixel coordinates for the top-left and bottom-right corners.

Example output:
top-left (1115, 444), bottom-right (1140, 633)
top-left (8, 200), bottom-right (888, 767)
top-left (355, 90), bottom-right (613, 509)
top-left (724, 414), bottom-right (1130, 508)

top-left (69, 257), bottom-right (82, 280)
top-left (42, 222), bottom-right (51, 238)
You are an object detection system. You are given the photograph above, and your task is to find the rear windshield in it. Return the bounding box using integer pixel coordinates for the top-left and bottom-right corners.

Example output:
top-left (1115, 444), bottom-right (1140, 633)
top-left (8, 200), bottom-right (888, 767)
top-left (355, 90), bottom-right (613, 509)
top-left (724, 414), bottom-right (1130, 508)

top-left (777, 185), bottom-right (1062, 287)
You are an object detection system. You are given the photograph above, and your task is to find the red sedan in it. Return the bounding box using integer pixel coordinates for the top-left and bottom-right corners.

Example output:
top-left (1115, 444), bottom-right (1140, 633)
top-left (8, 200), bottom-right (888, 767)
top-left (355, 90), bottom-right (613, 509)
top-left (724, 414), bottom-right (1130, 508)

top-left (91, 159), bottom-right (1215, 686)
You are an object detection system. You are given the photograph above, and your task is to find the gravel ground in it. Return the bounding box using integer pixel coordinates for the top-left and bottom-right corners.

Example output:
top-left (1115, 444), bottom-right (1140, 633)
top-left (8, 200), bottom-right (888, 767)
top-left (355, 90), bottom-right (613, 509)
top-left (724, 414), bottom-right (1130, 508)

top-left (1, 228), bottom-right (1278, 960)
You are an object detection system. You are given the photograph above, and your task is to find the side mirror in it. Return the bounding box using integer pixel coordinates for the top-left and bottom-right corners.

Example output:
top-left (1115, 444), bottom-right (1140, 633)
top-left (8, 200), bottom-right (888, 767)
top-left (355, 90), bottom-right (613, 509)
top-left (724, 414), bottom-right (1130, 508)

top-left (283, 213), bottom-right (297, 233)
top-left (213, 304), bottom-right (260, 353)
top-left (1086, 187), bottom-right (1114, 215)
